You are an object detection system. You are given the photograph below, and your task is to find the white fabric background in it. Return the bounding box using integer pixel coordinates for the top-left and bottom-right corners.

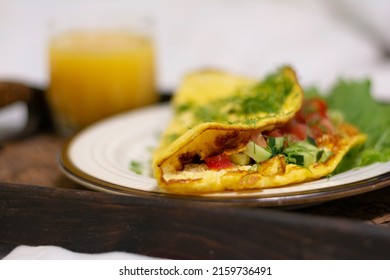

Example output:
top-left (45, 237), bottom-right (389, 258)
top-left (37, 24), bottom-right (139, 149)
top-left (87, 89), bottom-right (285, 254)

top-left (1, 0), bottom-right (389, 95)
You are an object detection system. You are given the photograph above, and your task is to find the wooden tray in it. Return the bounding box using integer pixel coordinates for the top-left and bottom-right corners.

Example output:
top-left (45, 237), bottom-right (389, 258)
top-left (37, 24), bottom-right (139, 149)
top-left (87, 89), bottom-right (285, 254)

top-left (3, 179), bottom-right (390, 259)
top-left (1, 133), bottom-right (390, 259)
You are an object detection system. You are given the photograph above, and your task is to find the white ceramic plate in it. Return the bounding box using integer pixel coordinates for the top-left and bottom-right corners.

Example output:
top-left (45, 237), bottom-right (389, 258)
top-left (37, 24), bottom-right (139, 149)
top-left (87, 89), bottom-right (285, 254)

top-left (60, 104), bottom-right (390, 207)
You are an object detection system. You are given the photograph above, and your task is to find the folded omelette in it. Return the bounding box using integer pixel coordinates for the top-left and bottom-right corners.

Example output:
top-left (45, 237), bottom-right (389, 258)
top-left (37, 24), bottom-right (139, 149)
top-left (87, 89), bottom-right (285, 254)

top-left (152, 66), bottom-right (366, 194)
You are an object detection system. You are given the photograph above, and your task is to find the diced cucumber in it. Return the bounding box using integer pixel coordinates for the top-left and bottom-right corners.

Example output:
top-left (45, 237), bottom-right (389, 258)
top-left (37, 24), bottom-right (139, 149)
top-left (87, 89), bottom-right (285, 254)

top-left (284, 141), bottom-right (323, 167)
top-left (317, 149), bottom-right (324, 161)
top-left (284, 141), bottom-right (313, 152)
top-left (306, 136), bottom-right (317, 147)
top-left (267, 137), bottom-right (285, 154)
top-left (244, 141), bottom-right (272, 163)
top-left (318, 150), bottom-right (332, 163)
top-left (287, 154), bottom-right (304, 166)
top-left (229, 153), bottom-right (251, 165)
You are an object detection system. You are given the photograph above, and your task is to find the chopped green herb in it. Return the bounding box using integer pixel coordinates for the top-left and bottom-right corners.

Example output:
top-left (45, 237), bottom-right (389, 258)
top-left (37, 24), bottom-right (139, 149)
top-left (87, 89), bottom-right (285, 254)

top-left (129, 160), bottom-right (143, 175)
top-left (175, 103), bottom-right (193, 114)
top-left (243, 117), bottom-right (260, 126)
top-left (194, 105), bottom-right (226, 122)
top-left (238, 73), bottom-right (293, 115)
top-left (176, 67), bottom-right (295, 125)
top-left (164, 133), bottom-right (180, 143)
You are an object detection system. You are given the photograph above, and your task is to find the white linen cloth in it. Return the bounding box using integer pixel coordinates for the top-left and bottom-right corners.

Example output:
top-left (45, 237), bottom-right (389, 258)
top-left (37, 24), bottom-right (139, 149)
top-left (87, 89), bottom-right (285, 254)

top-left (3, 245), bottom-right (158, 260)
top-left (0, 0), bottom-right (390, 259)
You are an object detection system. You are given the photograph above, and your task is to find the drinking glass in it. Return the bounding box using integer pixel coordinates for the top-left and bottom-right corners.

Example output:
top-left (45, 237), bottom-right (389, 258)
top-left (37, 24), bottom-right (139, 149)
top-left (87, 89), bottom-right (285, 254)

top-left (47, 14), bottom-right (157, 136)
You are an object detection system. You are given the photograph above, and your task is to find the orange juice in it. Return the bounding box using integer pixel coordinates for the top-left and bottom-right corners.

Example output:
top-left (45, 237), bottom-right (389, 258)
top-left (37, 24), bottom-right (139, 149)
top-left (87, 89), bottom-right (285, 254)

top-left (47, 31), bottom-right (156, 135)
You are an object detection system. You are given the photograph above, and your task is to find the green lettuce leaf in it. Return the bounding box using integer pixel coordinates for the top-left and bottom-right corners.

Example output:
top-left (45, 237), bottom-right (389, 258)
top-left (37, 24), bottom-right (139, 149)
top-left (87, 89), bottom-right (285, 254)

top-left (305, 79), bottom-right (390, 173)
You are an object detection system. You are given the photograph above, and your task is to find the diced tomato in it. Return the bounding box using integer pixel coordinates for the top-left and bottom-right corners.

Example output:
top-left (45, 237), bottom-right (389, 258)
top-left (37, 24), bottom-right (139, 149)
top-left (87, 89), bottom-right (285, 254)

top-left (205, 153), bottom-right (234, 170)
top-left (251, 131), bottom-right (267, 147)
top-left (296, 97), bottom-right (328, 123)
top-left (305, 112), bottom-right (321, 125)
top-left (290, 123), bottom-right (307, 141)
top-left (266, 129), bottom-right (283, 137)
top-left (284, 120), bottom-right (307, 141)
top-left (294, 97), bottom-right (335, 138)
top-left (307, 98), bottom-right (328, 117)
top-left (309, 118), bottom-right (335, 138)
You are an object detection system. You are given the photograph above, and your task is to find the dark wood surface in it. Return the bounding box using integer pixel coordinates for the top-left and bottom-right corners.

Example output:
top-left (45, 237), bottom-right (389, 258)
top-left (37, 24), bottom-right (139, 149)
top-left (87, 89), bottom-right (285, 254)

top-left (3, 180), bottom-right (390, 259)
top-left (0, 133), bottom-right (80, 190)
top-left (1, 132), bottom-right (390, 259)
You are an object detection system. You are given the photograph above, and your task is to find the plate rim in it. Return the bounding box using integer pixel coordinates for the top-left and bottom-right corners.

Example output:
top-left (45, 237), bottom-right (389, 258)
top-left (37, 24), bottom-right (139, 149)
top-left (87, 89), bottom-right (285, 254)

top-left (59, 103), bottom-right (390, 208)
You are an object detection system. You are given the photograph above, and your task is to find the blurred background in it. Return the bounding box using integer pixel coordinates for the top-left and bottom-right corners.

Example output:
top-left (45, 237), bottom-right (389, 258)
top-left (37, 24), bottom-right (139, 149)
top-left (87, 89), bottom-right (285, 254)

top-left (1, 0), bottom-right (389, 96)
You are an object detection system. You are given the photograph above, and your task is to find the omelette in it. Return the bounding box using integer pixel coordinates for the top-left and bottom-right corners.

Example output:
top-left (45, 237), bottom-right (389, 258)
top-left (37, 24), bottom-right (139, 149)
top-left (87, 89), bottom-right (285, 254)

top-left (152, 66), bottom-right (366, 194)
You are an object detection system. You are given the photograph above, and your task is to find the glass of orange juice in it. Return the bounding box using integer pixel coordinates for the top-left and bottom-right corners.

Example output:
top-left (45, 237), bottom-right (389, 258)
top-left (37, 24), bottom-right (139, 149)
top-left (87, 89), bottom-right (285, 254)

top-left (47, 15), bottom-right (157, 136)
